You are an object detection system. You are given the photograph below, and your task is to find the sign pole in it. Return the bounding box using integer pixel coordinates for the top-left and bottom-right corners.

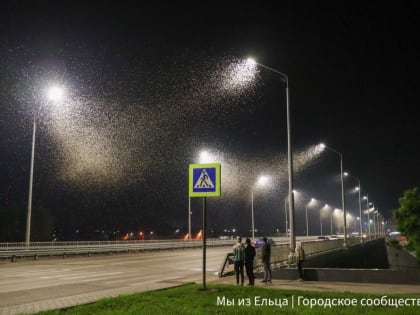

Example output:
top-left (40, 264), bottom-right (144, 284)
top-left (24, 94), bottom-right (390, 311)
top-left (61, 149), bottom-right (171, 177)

top-left (189, 163), bottom-right (220, 291)
top-left (202, 197), bottom-right (207, 290)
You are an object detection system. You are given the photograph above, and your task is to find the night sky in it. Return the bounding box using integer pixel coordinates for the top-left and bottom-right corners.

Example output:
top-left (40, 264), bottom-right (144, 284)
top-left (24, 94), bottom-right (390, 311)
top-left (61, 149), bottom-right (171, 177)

top-left (0, 2), bottom-right (419, 241)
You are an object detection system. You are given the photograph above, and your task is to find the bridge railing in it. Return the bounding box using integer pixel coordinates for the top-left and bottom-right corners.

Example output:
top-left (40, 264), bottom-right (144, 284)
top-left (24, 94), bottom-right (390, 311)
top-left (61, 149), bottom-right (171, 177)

top-left (219, 237), bottom-right (373, 276)
top-left (0, 239), bottom-right (235, 261)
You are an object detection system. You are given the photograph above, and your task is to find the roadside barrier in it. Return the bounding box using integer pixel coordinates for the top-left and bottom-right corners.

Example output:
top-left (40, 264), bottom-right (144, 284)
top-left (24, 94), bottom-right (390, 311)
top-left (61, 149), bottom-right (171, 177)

top-left (0, 239), bottom-right (234, 262)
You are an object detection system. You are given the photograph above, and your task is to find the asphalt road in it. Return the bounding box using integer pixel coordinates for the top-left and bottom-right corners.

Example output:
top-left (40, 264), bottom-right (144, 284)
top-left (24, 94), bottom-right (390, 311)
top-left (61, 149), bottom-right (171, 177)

top-left (0, 246), bottom-right (232, 314)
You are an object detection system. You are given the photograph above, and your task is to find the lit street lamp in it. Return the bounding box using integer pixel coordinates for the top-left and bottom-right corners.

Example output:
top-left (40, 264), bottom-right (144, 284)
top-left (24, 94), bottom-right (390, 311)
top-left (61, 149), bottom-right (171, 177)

top-left (305, 198), bottom-right (316, 237)
top-left (363, 195), bottom-right (372, 238)
top-left (374, 210), bottom-right (380, 238)
top-left (251, 175), bottom-right (270, 240)
top-left (320, 204), bottom-right (331, 236)
top-left (344, 172), bottom-right (363, 243)
top-left (26, 85), bottom-right (65, 245)
top-left (247, 57), bottom-right (296, 262)
top-left (319, 143), bottom-right (348, 248)
top-left (328, 206), bottom-right (333, 235)
top-left (333, 208), bottom-right (342, 234)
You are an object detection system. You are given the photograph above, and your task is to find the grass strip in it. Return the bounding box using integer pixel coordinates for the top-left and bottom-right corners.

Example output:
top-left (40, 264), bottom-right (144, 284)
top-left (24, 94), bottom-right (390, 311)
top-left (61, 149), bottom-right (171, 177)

top-left (37, 283), bottom-right (420, 315)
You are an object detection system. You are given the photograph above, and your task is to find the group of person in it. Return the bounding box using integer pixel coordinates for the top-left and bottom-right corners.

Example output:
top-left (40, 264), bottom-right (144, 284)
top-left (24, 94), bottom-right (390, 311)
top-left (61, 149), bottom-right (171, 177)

top-left (232, 236), bottom-right (305, 285)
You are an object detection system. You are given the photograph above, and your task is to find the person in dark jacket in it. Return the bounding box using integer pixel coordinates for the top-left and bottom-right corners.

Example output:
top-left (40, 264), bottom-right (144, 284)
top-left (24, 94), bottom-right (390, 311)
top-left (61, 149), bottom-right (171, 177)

top-left (244, 238), bottom-right (256, 285)
top-left (261, 237), bottom-right (271, 283)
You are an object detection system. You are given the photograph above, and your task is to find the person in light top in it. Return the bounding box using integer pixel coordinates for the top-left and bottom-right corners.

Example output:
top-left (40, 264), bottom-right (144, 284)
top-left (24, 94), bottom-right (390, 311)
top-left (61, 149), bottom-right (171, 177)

top-left (232, 236), bottom-right (245, 285)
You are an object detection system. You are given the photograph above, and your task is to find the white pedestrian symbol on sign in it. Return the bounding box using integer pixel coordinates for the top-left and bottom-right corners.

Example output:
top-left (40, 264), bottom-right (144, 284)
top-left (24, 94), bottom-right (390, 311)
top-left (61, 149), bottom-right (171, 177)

top-left (194, 169), bottom-right (215, 188)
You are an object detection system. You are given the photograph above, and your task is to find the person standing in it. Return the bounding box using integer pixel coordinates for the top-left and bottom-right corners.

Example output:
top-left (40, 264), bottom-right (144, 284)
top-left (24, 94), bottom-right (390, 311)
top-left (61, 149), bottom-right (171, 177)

top-left (233, 236), bottom-right (245, 285)
top-left (261, 237), bottom-right (271, 283)
top-left (244, 238), bottom-right (256, 286)
top-left (295, 241), bottom-right (305, 281)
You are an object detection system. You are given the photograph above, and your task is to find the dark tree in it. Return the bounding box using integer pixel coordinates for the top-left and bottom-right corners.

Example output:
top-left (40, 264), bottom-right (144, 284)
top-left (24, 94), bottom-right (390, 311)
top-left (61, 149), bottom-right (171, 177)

top-left (394, 187), bottom-right (420, 258)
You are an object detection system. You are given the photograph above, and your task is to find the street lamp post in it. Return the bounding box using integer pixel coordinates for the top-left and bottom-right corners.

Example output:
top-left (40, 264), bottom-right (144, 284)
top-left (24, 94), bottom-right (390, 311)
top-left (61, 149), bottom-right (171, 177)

top-left (251, 190), bottom-right (254, 239)
top-left (344, 172), bottom-right (363, 243)
top-left (320, 204), bottom-right (331, 236)
top-left (319, 143), bottom-right (348, 248)
top-left (320, 207), bottom-right (323, 236)
top-left (375, 210), bottom-right (381, 238)
top-left (25, 117), bottom-right (36, 246)
top-left (330, 208), bottom-right (333, 235)
top-left (305, 198), bottom-right (316, 237)
top-left (251, 175), bottom-right (270, 240)
top-left (363, 195), bottom-right (371, 238)
top-left (247, 58), bottom-right (296, 262)
top-left (373, 210), bottom-right (377, 238)
top-left (381, 216), bottom-right (385, 237)
top-left (25, 85), bottom-right (65, 246)
top-left (284, 197), bottom-right (288, 237)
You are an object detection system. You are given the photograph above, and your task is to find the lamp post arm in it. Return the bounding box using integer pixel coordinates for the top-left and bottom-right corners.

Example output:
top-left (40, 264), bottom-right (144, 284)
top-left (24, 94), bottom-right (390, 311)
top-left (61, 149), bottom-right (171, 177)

top-left (255, 62), bottom-right (288, 84)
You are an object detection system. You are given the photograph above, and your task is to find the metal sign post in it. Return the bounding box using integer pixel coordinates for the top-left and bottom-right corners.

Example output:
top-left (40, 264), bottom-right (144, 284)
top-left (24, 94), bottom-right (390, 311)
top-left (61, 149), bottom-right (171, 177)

top-left (202, 197), bottom-right (206, 290)
top-left (189, 163), bottom-right (221, 290)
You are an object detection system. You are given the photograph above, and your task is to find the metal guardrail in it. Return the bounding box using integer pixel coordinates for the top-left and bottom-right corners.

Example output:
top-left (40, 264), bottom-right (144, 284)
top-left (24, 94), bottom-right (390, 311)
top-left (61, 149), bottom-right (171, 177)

top-left (0, 239), bottom-right (235, 262)
top-left (1, 237), bottom-right (373, 264)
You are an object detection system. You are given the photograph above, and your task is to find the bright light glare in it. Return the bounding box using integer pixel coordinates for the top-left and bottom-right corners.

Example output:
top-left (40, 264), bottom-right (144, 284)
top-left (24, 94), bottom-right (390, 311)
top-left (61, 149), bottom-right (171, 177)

top-left (199, 150), bottom-right (211, 163)
top-left (223, 59), bottom-right (257, 90)
top-left (246, 57), bottom-right (257, 65)
top-left (316, 143), bottom-right (326, 153)
top-left (322, 204), bottom-right (332, 211)
top-left (256, 175), bottom-right (270, 187)
top-left (47, 86), bottom-right (64, 102)
top-left (198, 150), bottom-right (220, 163)
top-left (307, 198), bottom-right (317, 207)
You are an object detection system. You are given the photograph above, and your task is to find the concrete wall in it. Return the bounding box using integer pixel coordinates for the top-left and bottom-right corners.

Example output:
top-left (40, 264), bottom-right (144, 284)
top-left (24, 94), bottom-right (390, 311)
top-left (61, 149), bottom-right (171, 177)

top-left (303, 238), bottom-right (389, 269)
top-left (386, 245), bottom-right (420, 269)
top-left (268, 267), bottom-right (420, 284)
top-left (261, 238), bottom-right (420, 284)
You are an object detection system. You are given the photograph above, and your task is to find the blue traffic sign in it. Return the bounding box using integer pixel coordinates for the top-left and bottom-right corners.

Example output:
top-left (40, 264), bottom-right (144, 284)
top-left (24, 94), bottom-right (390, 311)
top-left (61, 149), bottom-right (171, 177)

top-left (189, 163), bottom-right (221, 197)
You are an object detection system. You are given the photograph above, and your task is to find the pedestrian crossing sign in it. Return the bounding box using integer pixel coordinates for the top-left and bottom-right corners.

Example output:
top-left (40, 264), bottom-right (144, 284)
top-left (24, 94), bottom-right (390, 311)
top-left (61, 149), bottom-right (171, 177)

top-left (189, 163), bottom-right (221, 197)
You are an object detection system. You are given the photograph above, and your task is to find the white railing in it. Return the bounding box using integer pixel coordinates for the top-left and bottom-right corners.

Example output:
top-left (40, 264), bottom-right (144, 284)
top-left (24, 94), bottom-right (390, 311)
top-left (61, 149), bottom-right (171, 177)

top-left (219, 237), bottom-right (373, 276)
top-left (0, 239), bottom-right (235, 261)
top-left (257, 237), bottom-right (364, 267)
